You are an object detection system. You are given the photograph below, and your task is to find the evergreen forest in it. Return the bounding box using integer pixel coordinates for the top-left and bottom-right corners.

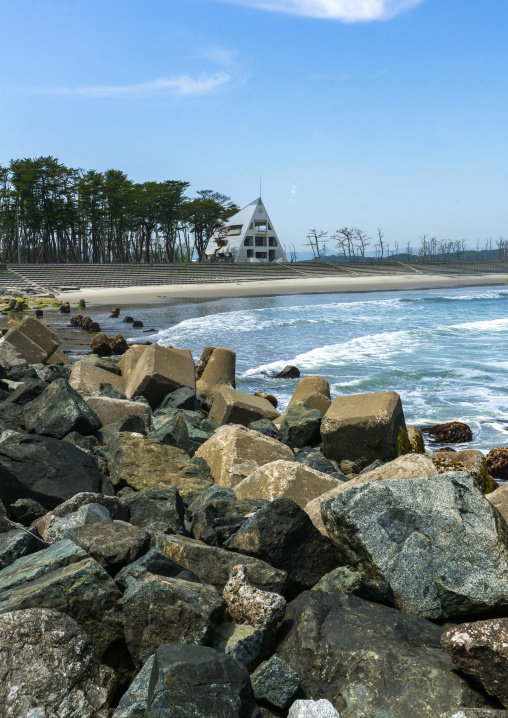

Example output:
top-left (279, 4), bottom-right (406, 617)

top-left (0, 156), bottom-right (238, 264)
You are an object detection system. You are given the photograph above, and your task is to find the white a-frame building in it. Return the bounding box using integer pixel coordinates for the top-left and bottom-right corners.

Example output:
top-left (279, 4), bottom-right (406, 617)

top-left (205, 198), bottom-right (287, 263)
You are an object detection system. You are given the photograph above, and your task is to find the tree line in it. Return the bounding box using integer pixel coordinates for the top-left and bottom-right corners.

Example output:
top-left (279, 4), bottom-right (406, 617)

top-left (0, 156), bottom-right (238, 263)
top-left (306, 227), bottom-right (508, 263)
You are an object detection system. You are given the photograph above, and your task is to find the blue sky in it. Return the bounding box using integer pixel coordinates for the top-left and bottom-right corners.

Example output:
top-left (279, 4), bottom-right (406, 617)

top-left (1, 0), bottom-right (507, 254)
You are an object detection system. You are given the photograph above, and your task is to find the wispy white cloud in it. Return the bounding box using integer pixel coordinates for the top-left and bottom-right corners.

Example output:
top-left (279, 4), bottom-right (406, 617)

top-left (216, 0), bottom-right (423, 22)
top-left (39, 72), bottom-right (231, 98)
top-left (197, 44), bottom-right (237, 67)
top-left (289, 184), bottom-right (297, 202)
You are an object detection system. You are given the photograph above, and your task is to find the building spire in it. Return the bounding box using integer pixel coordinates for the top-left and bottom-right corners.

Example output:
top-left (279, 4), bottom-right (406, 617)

top-left (259, 177), bottom-right (262, 200)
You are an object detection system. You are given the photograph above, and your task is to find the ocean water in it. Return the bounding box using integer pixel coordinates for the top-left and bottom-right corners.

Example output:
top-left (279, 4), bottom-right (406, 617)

top-left (92, 284), bottom-right (508, 454)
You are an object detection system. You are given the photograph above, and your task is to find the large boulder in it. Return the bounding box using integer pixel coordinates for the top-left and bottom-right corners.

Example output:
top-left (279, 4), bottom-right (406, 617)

top-left (106, 432), bottom-right (212, 500)
top-left (22, 377), bottom-right (102, 438)
top-left (422, 421), bottom-right (473, 443)
top-left (195, 425), bottom-right (294, 488)
top-left (123, 487), bottom-right (187, 539)
top-left (276, 590), bottom-right (492, 718)
top-left (0, 608), bottom-right (115, 718)
top-left (112, 655), bottom-right (154, 718)
top-left (0, 539), bottom-right (123, 655)
top-left (115, 549), bottom-right (199, 591)
top-left (442, 618), bottom-right (508, 709)
top-left (234, 460), bottom-right (344, 508)
top-left (224, 498), bottom-right (340, 594)
top-left (486, 447), bottom-right (508, 483)
top-left (123, 574), bottom-right (226, 667)
top-left (211, 622), bottom-right (263, 669)
top-left (431, 449), bottom-right (495, 493)
top-left (322, 472), bottom-right (508, 620)
top-left (188, 492), bottom-right (268, 547)
top-left (288, 700), bottom-right (340, 717)
top-left (311, 566), bottom-right (395, 607)
top-left (156, 534), bottom-right (287, 594)
top-left (223, 564), bottom-right (286, 631)
top-left (210, 386), bottom-right (280, 426)
top-left (45, 502), bottom-right (112, 543)
top-left (279, 401), bottom-right (323, 448)
top-left (33, 492), bottom-right (129, 540)
top-left (3, 377), bottom-right (48, 405)
top-left (124, 344), bottom-right (196, 409)
top-left (251, 656), bottom-right (300, 711)
top-left (487, 484), bottom-right (508, 525)
top-left (64, 520), bottom-right (151, 576)
top-left (85, 396), bottom-right (151, 429)
top-left (0, 527), bottom-right (41, 569)
top-left (294, 447), bottom-right (346, 481)
top-left (0, 316), bottom-right (60, 368)
top-left (321, 391), bottom-right (411, 469)
top-left (0, 432), bottom-right (105, 510)
top-left (146, 643), bottom-right (260, 718)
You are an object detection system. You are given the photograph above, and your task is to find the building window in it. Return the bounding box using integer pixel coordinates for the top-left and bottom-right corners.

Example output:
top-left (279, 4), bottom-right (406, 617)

top-left (255, 251), bottom-right (267, 259)
top-left (244, 236), bottom-right (253, 246)
top-left (247, 249), bottom-right (254, 258)
top-left (268, 237), bottom-right (276, 246)
top-left (254, 221), bottom-right (267, 231)
top-left (255, 236), bottom-right (266, 247)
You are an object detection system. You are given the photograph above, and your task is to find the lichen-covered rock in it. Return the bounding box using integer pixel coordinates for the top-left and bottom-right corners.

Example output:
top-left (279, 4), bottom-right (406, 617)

top-left (431, 449), bottom-right (494, 493)
top-left (276, 591), bottom-right (492, 718)
top-left (146, 643), bottom-right (260, 718)
top-left (223, 565), bottom-right (286, 631)
top-left (322, 472), bottom-right (508, 620)
top-left (251, 656), bottom-right (300, 710)
top-left (123, 487), bottom-right (187, 539)
top-left (407, 425), bottom-right (425, 453)
top-left (486, 447), bottom-right (508, 482)
top-left (312, 566), bottom-right (395, 607)
top-left (189, 492), bottom-right (268, 547)
top-left (234, 460), bottom-right (343, 509)
top-left (294, 447), bottom-right (347, 481)
top-left (123, 574), bottom-right (226, 667)
top-left (280, 401), bottom-right (323, 448)
top-left (211, 622), bottom-right (263, 668)
top-left (288, 699), bottom-right (340, 717)
top-left (106, 432), bottom-right (213, 500)
top-left (156, 534), bottom-right (287, 594)
top-left (224, 498), bottom-right (340, 594)
top-left (194, 424), bottom-right (294, 488)
top-left (0, 539), bottom-right (123, 655)
top-left (46, 502), bottom-right (112, 543)
top-left (0, 527), bottom-right (41, 569)
top-left (0, 608), bottom-right (115, 718)
top-left (33, 492), bottom-right (129, 540)
top-left (22, 377), bottom-right (102, 438)
top-left (149, 414), bottom-right (190, 451)
top-left (442, 618), bottom-right (508, 708)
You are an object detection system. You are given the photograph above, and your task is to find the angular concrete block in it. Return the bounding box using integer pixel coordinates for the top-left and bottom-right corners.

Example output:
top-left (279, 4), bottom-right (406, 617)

top-left (321, 391), bottom-right (410, 469)
top-left (0, 329), bottom-right (47, 366)
top-left (118, 344), bottom-right (149, 377)
top-left (196, 347), bottom-right (236, 403)
top-left (125, 344), bottom-right (195, 409)
top-left (46, 347), bottom-right (72, 365)
top-left (18, 317), bottom-right (59, 356)
top-left (287, 376), bottom-right (332, 415)
top-left (85, 396), bottom-right (152, 428)
top-left (210, 386), bottom-right (280, 427)
top-left (69, 361), bottom-right (126, 395)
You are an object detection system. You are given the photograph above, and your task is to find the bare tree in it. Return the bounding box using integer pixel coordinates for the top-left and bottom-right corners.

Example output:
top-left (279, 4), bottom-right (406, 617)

top-left (376, 228), bottom-right (385, 262)
top-left (353, 228), bottom-right (371, 262)
top-left (333, 227), bottom-right (355, 262)
top-left (306, 228), bottom-right (328, 261)
top-left (496, 237), bottom-right (508, 260)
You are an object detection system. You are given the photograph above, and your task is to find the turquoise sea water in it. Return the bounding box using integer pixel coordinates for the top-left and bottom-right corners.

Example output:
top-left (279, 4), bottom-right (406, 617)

top-left (95, 284), bottom-right (508, 454)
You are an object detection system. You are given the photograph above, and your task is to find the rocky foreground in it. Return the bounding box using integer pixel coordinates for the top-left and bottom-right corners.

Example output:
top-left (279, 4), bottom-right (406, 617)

top-left (1, 316), bottom-right (508, 717)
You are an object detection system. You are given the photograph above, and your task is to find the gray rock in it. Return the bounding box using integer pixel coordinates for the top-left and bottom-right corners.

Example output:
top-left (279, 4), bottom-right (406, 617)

top-left (248, 418), bottom-right (294, 451)
top-left (97, 381), bottom-right (127, 399)
top-left (322, 471), bottom-right (508, 620)
top-left (0, 527), bottom-right (41, 568)
top-left (0, 539), bottom-right (123, 655)
top-left (46, 502), bottom-right (112, 543)
top-left (123, 574), bottom-right (226, 667)
top-left (2, 377), bottom-right (48, 405)
top-left (189, 493), bottom-right (269, 547)
top-left (280, 401), bottom-right (323, 448)
top-left (98, 414), bottom-right (147, 443)
top-left (9, 497), bottom-right (46, 525)
top-left (115, 549), bottom-right (199, 591)
top-left (146, 643), bottom-right (260, 718)
top-left (123, 487), bottom-right (187, 539)
top-left (156, 534), bottom-right (288, 595)
top-left (150, 414), bottom-right (190, 452)
top-left (63, 430), bottom-right (97, 452)
top-left (312, 566), bottom-right (395, 607)
top-left (112, 656), bottom-right (155, 718)
top-left (223, 564), bottom-right (286, 631)
top-left (157, 386), bottom-right (198, 411)
top-left (0, 608), bottom-right (115, 717)
top-left (440, 711), bottom-right (508, 717)
top-left (22, 377), bottom-right (102, 438)
top-left (276, 590), bottom-right (493, 718)
top-left (224, 497), bottom-right (340, 595)
top-left (288, 700), bottom-right (340, 717)
top-left (65, 520), bottom-right (151, 576)
top-left (294, 447), bottom-right (348, 481)
top-left (442, 618), bottom-right (508, 709)
top-left (0, 432), bottom-right (105, 510)
top-left (211, 622), bottom-right (263, 668)
top-left (251, 656), bottom-right (300, 710)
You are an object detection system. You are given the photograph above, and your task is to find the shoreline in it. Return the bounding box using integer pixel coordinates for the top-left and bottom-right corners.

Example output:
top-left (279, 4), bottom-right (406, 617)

top-left (54, 273), bottom-right (508, 305)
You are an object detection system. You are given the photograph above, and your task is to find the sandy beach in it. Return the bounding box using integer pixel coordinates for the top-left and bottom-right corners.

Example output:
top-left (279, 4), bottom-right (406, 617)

top-left (54, 273), bottom-right (508, 306)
